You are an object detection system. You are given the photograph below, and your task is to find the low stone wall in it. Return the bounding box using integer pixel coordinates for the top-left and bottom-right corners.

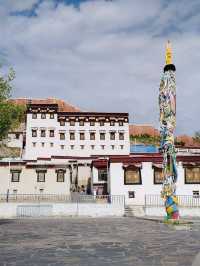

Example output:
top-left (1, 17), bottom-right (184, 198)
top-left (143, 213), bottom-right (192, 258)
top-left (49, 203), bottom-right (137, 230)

top-left (0, 202), bottom-right (124, 218)
top-left (145, 206), bottom-right (200, 218)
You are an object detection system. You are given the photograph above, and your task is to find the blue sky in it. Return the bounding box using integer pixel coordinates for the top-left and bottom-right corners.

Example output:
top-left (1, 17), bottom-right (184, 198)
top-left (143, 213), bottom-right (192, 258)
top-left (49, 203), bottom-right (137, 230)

top-left (0, 0), bottom-right (200, 135)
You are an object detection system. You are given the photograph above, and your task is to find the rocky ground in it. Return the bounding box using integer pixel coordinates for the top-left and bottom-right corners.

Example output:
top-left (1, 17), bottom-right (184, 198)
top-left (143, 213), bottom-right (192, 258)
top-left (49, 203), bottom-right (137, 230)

top-left (0, 217), bottom-right (200, 266)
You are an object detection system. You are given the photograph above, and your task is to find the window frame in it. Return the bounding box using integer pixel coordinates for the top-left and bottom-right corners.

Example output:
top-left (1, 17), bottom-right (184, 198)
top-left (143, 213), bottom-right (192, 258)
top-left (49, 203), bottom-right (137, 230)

top-left (153, 167), bottom-right (164, 185)
top-left (70, 132), bottom-right (75, 140)
top-left (11, 170), bottom-right (21, 182)
top-left (90, 132), bottom-right (95, 140)
top-left (70, 120), bottom-right (75, 126)
top-left (32, 129), bottom-right (37, 137)
top-left (60, 120), bottom-right (65, 126)
top-left (110, 132), bottom-right (115, 140)
top-left (80, 132), bottom-right (85, 140)
top-left (60, 132), bottom-right (65, 140)
top-left (49, 130), bottom-right (54, 137)
top-left (119, 132), bottom-right (124, 140)
top-left (56, 169), bottom-right (66, 182)
top-left (36, 170), bottom-right (46, 182)
top-left (124, 166), bottom-right (142, 185)
top-left (100, 133), bottom-right (105, 140)
top-left (40, 130), bottom-right (46, 137)
top-left (184, 166), bottom-right (200, 184)
top-left (32, 113), bottom-right (37, 119)
top-left (41, 113), bottom-right (46, 119)
top-left (98, 168), bottom-right (108, 182)
top-left (50, 113), bottom-right (54, 119)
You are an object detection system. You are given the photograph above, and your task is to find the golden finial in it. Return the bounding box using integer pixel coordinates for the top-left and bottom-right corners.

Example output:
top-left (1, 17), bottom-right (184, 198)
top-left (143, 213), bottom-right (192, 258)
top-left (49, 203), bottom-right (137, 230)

top-left (165, 40), bottom-right (172, 65)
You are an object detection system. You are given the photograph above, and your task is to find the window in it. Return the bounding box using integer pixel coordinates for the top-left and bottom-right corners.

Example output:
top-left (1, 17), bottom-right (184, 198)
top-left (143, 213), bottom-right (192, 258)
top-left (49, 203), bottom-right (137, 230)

top-left (41, 142), bottom-right (45, 147)
top-left (32, 113), bottom-right (37, 119)
top-left (100, 133), bottom-right (105, 140)
top-left (79, 120), bottom-right (84, 126)
top-left (128, 191), bottom-right (135, 198)
top-left (154, 167), bottom-right (164, 184)
top-left (110, 121), bottom-right (115, 126)
top-left (32, 129), bottom-right (37, 137)
top-left (41, 130), bottom-right (46, 137)
top-left (110, 132), bottom-right (115, 140)
top-left (70, 120), bottom-right (75, 126)
top-left (119, 121), bottom-right (124, 126)
top-left (61, 145), bottom-right (64, 150)
top-left (120, 145), bottom-right (124, 150)
top-left (70, 145), bottom-right (74, 150)
top-left (49, 130), bottom-right (54, 137)
top-left (80, 132), bottom-right (85, 140)
top-left (70, 132), bottom-right (75, 140)
top-left (56, 170), bottom-right (65, 182)
top-left (91, 145), bottom-right (95, 150)
top-left (80, 145), bottom-right (84, 150)
top-left (124, 167), bottom-right (142, 185)
top-left (185, 167), bottom-right (200, 184)
top-left (11, 170), bottom-right (21, 182)
top-left (32, 142), bottom-right (36, 147)
top-left (15, 133), bottom-right (20, 139)
top-left (100, 121), bottom-right (104, 126)
top-left (13, 189), bottom-right (17, 194)
top-left (98, 169), bottom-right (107, 181)
top-left (119, 132), bottom-right (124, 140)
top-left (40, 189), bottom-right (44, 193)
top-left (37, 170), bottom-right (46, 182)
top-left (101, 145), bottom-right (105, 150)
top-left (60, 133), bottom-right (65, 140)
top-left (60, 121), bottom-right (65, 126)
top-left (90, 121), bottom-right (95, 126)
top-left (111, 145), bottom-right (115, 150)
top-left (193, 191), bottom-right (199, 198)
top-left (50, 113), bottom-right (54, 119)
top-left (50, 143), bottom-right (54, 147)
top-left (90, 132), bottom-right (95, 140)
top-left (41, 113), bottom-right (46, 119)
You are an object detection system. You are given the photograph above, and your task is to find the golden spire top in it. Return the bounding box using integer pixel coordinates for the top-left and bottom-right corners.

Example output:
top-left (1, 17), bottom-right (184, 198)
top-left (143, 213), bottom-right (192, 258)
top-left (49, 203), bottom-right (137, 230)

top-left (165, 40), bottom-right (172, 65)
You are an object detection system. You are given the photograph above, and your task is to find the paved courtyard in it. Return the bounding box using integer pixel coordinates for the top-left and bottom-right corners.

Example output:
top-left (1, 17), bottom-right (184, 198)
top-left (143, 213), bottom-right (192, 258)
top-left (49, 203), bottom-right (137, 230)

top-left (0, 217), bottom-right (200, 266)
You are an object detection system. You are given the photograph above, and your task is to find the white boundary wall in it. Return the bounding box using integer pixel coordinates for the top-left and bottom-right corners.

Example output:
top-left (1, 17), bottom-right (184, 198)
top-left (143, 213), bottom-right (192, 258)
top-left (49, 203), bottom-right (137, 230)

top-left (0, 203), bottom-right (124, 218)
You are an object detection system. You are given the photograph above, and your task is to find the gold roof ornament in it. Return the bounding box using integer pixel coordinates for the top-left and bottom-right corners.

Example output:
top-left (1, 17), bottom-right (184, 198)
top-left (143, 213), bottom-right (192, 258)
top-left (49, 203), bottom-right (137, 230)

top-left (165, 40), bottom-right (172, 65)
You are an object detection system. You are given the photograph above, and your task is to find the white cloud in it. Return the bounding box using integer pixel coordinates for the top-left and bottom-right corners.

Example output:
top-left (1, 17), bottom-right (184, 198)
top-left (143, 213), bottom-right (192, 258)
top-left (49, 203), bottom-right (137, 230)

top-left (0, 0), bottom-right (199, 135)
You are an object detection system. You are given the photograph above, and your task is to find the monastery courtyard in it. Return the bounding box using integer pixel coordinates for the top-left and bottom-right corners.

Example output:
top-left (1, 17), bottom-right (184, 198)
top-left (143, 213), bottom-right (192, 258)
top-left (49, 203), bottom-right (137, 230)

top-left (0, 217), bottom-right (200, 266)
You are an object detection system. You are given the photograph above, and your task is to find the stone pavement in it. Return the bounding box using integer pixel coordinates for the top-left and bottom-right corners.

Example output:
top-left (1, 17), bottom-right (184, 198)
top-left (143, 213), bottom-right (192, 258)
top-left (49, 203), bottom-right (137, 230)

top-left (0, 217), bottom-right (200, 266)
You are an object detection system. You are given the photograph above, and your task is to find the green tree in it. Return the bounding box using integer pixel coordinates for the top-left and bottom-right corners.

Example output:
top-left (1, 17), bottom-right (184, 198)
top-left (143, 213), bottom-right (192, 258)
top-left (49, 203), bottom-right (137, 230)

top-left (0, 68), bottom-right (25, 141)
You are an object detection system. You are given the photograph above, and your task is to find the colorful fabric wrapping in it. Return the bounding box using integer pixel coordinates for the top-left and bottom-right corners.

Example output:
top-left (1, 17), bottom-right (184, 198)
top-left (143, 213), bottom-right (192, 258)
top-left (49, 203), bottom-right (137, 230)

top-left (159, 64), bottom-right (179, 220)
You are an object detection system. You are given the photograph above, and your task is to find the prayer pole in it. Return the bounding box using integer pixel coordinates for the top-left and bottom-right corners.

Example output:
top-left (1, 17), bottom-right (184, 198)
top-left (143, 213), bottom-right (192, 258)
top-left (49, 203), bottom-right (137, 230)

top-left (159, 41), bottom-right (179, 220)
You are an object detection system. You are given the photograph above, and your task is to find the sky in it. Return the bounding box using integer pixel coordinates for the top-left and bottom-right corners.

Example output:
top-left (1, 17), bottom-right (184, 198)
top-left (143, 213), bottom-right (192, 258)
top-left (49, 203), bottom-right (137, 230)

top-left (0, 0), bottom-right (200, 135)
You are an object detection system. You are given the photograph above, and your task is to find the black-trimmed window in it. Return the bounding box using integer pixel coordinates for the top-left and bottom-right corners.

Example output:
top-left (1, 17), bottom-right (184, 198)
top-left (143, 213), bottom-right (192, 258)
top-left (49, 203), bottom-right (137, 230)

top-left (119, 132), bottom-right (124, 140)
top-left (15, 133), bottom-right (20, 139)
top-left (90, 121), bottom-right (95, 126)
top-left (49, 130), bottom-right (54, 137)
top-left (32, 129), bottom-right (37, 137)
top-left (110, 132), bottom-right (115, 140)
top-left (110, 121), bottom-right (115, 126)
top-left (36, 170), bottom-right (46, 182)
top-left (153, 167), bottom-right (164, 184)
top-left (70, 120), bottom-right (75, 126)
top-left (100, 121), bottom-right (104, 126)
top-left (80, 132), bottom-right (85, 140)
top-left (60, 120), bottom-right (65, 126)
top-left (60, 133), bottom-right (65, 140)
top-left (50, 113), bottom-right (54, 119)
top-left (119, 121), bottom-right (124, 126)
top-left (100, 133), bottom-right (105, 140)
top-left (56, 169), bottom-right (66, 182)
top-left (70, 132), bottom-right (75, 140)
top-left (185, 167), bottom-right (200, 184)
top-left (32, 113), bottom-right (37, 119)
top-left (124, 166), bottom-right (142, 185)
top-left (90, 132), bottom-right (95, 140)
top-left (41, 130), bottom-right (46, 137)
top-left (79, 120), bottom-right (84, 126)
top-left (11, 170), bottom-right (21, 182)
top-left (41, 113), bottom-right (46, 119)
top-left (98, 169), bottom-right (107, 181)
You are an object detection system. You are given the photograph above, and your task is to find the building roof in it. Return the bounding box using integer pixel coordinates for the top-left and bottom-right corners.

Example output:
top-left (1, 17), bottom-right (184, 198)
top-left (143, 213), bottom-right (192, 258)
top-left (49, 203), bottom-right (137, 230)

top-left (9, 98), bottom-right (81, 113)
